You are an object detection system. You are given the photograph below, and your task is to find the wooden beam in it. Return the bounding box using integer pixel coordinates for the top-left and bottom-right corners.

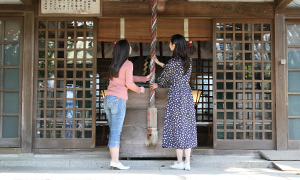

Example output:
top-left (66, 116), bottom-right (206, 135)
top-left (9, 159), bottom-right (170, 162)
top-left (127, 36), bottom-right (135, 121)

top-left (274, 0), bottom-right (293, 10)
top-left (215, 140), bottom-right (274, 150)
top-left (20, 0), bottom-right (34, 5)
top-left (97, 17), bottom-right (212, 42)
top-left (0, 12), bottom-right (24, 16)
top-left (276, 7), bottom-right (300, 16)
top-left (0, 148), bottom-right (21, 154)
top-left (102, 1), bottom-right (274, 18)
top-left (0, 5), bottom-right (35, 12)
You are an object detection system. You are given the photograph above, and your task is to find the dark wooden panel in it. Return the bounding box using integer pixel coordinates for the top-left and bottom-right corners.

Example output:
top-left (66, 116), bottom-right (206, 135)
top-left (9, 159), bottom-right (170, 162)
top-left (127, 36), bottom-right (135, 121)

top-left (0, 139), bottom-right (21, 147)
top-left (126, 88), bottom-right (168, 110)
top-left (189, 19), bottom-right (212, 40)
top-left (35, 139), bottom-right (94, 149)
top-left (215, 140), bottom-right (274, 150)
top-left (102, 2), bottom-right (274, 19)
top-left (97, 17), bottom-right (212, 42)
top-left (125, 18), bottom-right (151, 42)
top-left (0, 5), bottom-right (35, 12)
top-left (157, 18), bottom-right (184, 39)
top-left (103, 1), bottom-right (150, 17)
top-left (275, 14), bottom-right (288, 150)
top-left (120, 88), bottom-right (174, 157)
top-left (0, 12), bottom-right (25, 16)
top-left (98, 18), bottom-right (120, 42)
top-left (120, 109), bottom-right (175, 157)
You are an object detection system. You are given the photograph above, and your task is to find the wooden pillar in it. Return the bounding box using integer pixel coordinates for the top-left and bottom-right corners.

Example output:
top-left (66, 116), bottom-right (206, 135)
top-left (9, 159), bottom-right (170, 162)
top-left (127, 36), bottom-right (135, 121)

top-left (21, 12), bottom-right (34, 153)
top-left (275, 14), bottom-right (288, 150)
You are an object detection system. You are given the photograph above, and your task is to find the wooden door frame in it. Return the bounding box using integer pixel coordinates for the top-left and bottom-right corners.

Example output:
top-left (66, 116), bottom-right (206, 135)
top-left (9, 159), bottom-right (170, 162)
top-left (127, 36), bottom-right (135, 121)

top-left (0, 12), bottom-right (35, 153)
top-left (33, 17), bottom-right (97, 149)
top-left (275, 6), bottom-right (300, 149)
top-left (285, 19), bottom-right (300, 149)
top-left (213, 18), bottom-right (276, 150)
top-left (0, 16), bottom-right (24, 148)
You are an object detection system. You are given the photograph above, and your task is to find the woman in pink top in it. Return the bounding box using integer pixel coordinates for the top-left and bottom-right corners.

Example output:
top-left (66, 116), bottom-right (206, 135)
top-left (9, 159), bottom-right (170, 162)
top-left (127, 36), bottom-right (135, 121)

top-left (104, 40), bottom-right (151, 170)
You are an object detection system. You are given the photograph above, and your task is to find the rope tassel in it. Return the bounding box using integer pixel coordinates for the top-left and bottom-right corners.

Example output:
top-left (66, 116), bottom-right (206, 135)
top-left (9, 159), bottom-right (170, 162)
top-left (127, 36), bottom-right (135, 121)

top-left (145, 108), bottom-right (158, 146)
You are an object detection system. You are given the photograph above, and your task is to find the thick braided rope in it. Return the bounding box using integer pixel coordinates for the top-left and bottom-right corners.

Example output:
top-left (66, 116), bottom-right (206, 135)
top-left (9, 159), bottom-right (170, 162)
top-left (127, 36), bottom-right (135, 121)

top-left (150, 0), bottom-right (157, 108)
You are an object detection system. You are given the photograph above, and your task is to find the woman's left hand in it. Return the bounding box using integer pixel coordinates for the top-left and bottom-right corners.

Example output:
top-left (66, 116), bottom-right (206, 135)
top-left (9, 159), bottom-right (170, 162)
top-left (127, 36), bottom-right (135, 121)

top-left (150, 83), bottom-right (158, 90)
top-left (153, 56), bottom-right (164, 68)
top-left (146, 72), bottom-right (154, 81)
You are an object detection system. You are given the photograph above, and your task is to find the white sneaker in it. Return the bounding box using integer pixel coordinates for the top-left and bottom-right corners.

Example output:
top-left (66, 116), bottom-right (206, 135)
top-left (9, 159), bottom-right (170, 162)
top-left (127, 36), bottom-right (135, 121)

top-left (110, 161), bottom-right (130, 170)
top-left (170, 161), bottom-right (184, 170)
top-left (184, 162), bottom-right (191, 171)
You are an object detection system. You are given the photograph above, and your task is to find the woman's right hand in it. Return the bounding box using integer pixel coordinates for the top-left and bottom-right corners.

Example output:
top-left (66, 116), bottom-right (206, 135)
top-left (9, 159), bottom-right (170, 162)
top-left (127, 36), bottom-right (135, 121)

top-left (140, 86), bottom-right (145, 93)
top-left (146, 72), bottom-right (153, 81)
top-left (150, 83), bottom-right (158, 90)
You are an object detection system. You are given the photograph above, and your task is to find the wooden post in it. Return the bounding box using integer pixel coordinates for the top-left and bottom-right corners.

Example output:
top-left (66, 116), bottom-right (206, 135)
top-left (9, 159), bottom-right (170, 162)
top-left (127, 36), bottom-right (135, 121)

top-left (275, 14), bottom-right (288, 150)
top-left (22, 12), bottom-right (35, 153)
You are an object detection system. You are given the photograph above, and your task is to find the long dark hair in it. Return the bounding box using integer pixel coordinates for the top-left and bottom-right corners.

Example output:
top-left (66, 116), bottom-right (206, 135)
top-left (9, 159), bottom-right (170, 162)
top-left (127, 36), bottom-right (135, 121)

top-left (170, 34), bottom-right (191, 75)
top-left (109, 40), bottom-right (130, 79)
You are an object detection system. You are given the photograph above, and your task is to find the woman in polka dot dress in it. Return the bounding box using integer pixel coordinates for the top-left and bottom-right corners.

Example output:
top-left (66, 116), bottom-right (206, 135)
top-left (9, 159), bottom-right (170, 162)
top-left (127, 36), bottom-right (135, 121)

top-left (150, 34), bottom-right (197, 171)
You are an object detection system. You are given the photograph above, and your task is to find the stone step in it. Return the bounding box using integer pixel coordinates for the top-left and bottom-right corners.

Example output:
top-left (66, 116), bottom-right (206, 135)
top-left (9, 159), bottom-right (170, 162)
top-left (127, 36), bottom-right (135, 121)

top-left (0, 154), bottom-right (272, 169)
top-left (272, 161), bottom-right (300, 171)
top-left (259, 150), bottom-right (300, 161)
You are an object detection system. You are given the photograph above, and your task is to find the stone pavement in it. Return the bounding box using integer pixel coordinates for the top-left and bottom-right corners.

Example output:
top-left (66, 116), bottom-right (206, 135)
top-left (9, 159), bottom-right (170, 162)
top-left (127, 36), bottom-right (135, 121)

top-left (0, 154), bottom-right (270, 168)
top-left (0, 151), bottom-right (300, 180)
top-left (0, 166), bottom-right (300, 180)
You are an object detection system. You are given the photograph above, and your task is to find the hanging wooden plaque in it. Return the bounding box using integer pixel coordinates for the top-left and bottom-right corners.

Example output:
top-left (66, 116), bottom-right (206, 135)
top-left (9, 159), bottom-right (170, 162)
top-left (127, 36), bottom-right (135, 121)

top-left (39, 0), bottom-right (101, 16)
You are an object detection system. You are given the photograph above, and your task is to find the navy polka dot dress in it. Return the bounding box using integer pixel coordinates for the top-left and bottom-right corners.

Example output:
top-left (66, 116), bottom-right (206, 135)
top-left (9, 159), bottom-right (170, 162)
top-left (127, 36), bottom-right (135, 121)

top-left (157, 57), bottom-right (197, 149)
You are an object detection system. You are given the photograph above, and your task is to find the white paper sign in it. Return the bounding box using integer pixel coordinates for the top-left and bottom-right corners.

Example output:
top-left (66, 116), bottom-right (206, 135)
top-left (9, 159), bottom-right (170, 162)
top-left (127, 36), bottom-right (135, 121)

top-left (41, 0), bottom-right (100, 14)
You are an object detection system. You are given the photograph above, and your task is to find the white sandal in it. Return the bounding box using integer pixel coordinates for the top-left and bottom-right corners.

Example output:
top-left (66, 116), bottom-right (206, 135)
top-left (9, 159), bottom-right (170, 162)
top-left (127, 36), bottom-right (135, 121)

top-left (184, 162), bottom-right (191, 171)
top-left (110, 161), bottom-right (130, 170)
top-left (170, 161), bottom-right (184, 170)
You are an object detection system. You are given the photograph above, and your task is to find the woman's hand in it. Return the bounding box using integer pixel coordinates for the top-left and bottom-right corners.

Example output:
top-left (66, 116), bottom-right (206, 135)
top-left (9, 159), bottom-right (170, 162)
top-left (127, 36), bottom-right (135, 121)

top-left (152, 56), bottom-right (164, 68)
top-left (146, 72), bottom-right (154, 81)
top-left (140, 86), bottom-right (145, 93)
top-left (150, 83), bottom-right (158, 90)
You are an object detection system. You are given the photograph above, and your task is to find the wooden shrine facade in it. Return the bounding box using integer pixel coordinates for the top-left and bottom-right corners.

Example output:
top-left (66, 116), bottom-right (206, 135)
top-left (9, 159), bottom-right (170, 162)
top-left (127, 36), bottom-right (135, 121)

top-left (0, 0), bottom-right (299, 154)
